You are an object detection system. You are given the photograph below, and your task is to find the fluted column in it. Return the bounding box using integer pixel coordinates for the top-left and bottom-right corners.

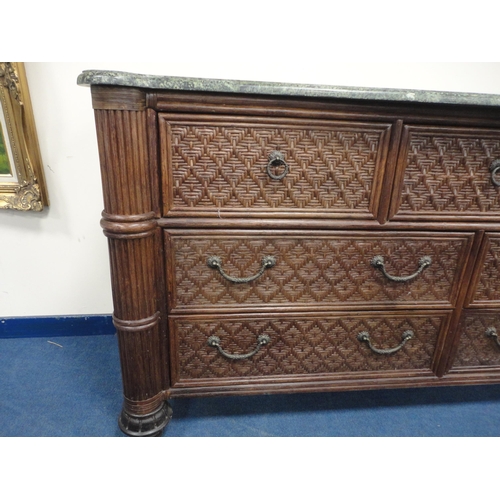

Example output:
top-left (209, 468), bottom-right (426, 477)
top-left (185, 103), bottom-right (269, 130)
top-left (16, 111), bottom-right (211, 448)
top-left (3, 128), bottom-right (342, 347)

top-left (91, 86), bottom-right (171, 436)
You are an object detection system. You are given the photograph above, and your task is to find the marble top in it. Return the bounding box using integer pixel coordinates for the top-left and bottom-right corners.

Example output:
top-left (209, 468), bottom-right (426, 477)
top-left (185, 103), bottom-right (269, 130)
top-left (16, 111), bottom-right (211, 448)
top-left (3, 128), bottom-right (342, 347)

top-left (77, 69), bottom-right (500, 107)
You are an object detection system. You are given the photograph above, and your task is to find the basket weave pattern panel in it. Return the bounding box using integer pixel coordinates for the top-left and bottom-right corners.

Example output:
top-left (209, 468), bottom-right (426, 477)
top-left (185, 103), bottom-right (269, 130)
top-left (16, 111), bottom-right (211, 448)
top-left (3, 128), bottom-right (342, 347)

top-left (453, 313), bottom-right (500, 367)
top-left (398, 133), bottom-right (500, 213)
top-left (166, 123), bottom-right (385, 211)
top-left (174, 315), bottom-right (442, 380)
top-left (471, 236), bottom-right (500, 303)
top-left (171, 236), bottom-right (466, 308)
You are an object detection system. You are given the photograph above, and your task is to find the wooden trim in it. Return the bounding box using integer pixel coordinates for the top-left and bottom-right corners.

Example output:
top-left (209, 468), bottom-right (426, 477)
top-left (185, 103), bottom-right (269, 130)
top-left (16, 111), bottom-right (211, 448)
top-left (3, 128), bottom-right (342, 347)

top-left (158, 216), bottom-right (500, 232)
top-left (387, 124), bottom-right (410, 220)
top-left (377, 119), bottom-right (404, 224)
top-left (460, 232), bottom-right (500, 309)
top-left (166, 369), bottom-right (500, 398)
top-left (152, 91), bottom-right (500, 127)
top-left (434, 231), bottom-right (486, 376)
top-left (91, 86), bottom-right (146, 110)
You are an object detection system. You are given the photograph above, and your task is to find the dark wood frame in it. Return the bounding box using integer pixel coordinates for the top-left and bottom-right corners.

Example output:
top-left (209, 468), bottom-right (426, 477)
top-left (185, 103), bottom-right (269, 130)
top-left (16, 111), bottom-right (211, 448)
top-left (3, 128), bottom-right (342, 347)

top-left (87, 83), bottom-right (500, 436)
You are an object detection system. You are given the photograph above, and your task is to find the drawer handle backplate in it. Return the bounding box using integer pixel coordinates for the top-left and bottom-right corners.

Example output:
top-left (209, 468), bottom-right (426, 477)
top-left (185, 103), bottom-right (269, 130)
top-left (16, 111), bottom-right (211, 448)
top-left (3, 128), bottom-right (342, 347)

top-left (207, 334), bottom-right (271, 360)
top-left (266, 150), bottom-right (289, 180)
top-left (489, 159), bottom-right (500, 187)
top-left (485, 327), bottom-right (500, 347)
top-left (371, 255), bottom-right (432, 283)
top-left (207, 255), bottom-right (276, 284)
top-left (357, 330), bottom-right (414, 355)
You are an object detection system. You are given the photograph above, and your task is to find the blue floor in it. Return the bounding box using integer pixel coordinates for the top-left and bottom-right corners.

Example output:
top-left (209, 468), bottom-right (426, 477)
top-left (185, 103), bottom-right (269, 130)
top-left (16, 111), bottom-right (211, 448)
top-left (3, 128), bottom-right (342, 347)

top-left (1, 334), bottom-right (500, 437)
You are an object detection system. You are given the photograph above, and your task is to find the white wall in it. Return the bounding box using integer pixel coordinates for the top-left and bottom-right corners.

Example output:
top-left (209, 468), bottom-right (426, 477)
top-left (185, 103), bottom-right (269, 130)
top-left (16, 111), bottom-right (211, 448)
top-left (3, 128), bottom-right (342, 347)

top-left (2, 62), bottom-right (500, 318)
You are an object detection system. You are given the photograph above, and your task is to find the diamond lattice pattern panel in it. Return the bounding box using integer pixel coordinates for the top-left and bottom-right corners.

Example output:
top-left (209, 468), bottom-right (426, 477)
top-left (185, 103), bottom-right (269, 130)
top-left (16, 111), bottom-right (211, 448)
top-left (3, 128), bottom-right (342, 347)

top-left (470, 234), bottom-right (500, 304)
top-left (162, 118), bottom-right (389, 214)
top-left (169, 233), bottom-right (468, 309)
top-left (173, 314), bottom-right (443, 381)
top-left (397, 129), bottom-right (500, 215)
top-left (452, 312), bottom-right (500, 368)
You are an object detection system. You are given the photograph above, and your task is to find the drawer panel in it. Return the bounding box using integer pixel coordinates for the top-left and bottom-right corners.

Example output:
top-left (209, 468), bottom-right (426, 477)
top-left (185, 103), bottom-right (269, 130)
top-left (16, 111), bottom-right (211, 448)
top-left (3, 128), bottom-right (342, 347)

top-left (170, 311), bottom-right (448, 385)
top-left (159, 114), bottom-right (392, 219)
top-left (451, 310), bottom-right (500, 369)
top-left (165, 230), bottom-right (473, 311)
top-left (467, 232), bottom-right (500, 306)
top-left (390, 125), bottom-right (500, 220)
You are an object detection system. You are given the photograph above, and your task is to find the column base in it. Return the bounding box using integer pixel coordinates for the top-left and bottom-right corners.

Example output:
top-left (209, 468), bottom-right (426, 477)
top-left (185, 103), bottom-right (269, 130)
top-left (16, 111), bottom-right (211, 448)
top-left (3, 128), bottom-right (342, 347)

top-left (118, 401), bottom-right (173, 437)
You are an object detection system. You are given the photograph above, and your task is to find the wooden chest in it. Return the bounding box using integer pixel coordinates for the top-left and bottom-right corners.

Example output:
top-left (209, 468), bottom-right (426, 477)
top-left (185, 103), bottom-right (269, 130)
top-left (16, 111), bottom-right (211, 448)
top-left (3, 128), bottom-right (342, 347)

top-left (78, 71), bottom-right (500, 436)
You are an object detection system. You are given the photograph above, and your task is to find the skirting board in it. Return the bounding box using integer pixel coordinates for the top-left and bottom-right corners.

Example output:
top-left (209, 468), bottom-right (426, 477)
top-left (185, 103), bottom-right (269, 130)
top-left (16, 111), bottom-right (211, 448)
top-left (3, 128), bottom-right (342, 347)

top-left (0, 315), bottom-right (115, 339)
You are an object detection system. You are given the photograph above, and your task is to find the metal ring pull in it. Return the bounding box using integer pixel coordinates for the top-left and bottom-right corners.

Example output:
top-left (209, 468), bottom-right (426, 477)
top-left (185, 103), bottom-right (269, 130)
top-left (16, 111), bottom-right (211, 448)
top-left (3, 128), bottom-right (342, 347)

top-left (489, 159), bottom-right (500, 187)
top-left (207, 334), bottom-right (271, 360)
top-left (371, 255), bottom-right (432, 283)
top-left (266, 150), bottom-right (289, 180)
top-left (357, 330), bottom-right (414, 355)
top-left (207, 255), bottom-right (276, 284)
top-left (485, 327), bottom-right (500, 347)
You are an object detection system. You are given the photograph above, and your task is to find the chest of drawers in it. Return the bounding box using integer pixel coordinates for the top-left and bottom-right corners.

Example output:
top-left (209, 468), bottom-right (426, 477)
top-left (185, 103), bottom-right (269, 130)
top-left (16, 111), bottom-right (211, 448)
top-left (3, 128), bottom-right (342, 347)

top-left (78, 70), bottom-right (500, 436)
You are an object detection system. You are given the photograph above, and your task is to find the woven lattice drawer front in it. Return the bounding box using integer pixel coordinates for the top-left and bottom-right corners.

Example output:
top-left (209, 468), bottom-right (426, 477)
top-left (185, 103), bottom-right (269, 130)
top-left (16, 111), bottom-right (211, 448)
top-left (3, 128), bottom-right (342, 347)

top-left (466, 232), bottom-right (500, 307)
top-left (451, 311), bottom-right (500, 369)
top-left (169, 311), bottom-right (448, 385)
top-left (390, 125), bottom-right (500, 220)
top-left (165, 230), bottom-right (473, 312)
top-left (159, 114), bottom-right (392, 218)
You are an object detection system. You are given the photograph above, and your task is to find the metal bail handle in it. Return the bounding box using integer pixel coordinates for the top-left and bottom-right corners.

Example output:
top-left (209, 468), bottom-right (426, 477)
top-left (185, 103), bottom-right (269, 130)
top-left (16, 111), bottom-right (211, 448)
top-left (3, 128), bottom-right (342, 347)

top-left (207, 255), bottom-right (277, 284)
top-left (490, 159), bottom-right (500, 187)
top-left (207, 334), bottom-right (271, 360)
top-left (485, 326), bottom-right (500, 347)
top-left (266, 150), bottom-right (289, 180)
top-left (371, 255), bottom-right (432, 283)
top-left (357, 330), bottom-right (414, 355)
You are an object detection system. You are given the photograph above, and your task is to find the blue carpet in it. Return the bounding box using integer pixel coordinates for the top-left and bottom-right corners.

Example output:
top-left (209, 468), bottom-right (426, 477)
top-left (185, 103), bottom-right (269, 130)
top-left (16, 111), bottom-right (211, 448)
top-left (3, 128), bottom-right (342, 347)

top-left (1, 334), bottom-right (500, 437)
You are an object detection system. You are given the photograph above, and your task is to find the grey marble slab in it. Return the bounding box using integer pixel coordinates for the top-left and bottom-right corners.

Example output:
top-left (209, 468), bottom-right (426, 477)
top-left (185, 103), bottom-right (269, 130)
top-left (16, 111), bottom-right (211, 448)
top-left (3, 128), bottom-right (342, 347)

top-left (77, 69), bottom-right (500, 107)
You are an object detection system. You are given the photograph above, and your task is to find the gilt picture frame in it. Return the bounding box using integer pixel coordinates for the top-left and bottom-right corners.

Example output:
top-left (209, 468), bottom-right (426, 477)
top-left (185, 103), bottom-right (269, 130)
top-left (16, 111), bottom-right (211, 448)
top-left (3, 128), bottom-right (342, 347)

top-left (0, 62), bottom-right (48, 211)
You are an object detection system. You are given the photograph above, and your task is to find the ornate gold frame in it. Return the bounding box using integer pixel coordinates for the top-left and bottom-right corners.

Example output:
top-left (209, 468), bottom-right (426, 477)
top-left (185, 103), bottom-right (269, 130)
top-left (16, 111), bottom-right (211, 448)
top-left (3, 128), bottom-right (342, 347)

top-left (0, 62), bottom-right (48, 211)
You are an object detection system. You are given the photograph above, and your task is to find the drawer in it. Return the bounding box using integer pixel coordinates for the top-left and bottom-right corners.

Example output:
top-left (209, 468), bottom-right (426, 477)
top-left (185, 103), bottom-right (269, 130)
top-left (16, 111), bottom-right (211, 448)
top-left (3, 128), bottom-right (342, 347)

top-left (169, 311), bottom-right (449, 386)
top-left (389, 125), bottom-right (500, 220)
top-left (466, 232), bottom-right (500, 307)
top-left (451, 310), bottom-right (500, 369)
top-left (159, 114), bottom-right (392, 219)
top-left (165, 230), bottom-right (474, 312)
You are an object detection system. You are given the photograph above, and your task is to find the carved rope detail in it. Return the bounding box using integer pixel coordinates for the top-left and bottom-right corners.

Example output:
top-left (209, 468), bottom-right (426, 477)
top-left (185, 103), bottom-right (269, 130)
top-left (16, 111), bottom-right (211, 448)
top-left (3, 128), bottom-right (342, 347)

top-left (101, 211), bottom-right (158, 239)
top-left (113, 311), bottom-right (161, 333)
